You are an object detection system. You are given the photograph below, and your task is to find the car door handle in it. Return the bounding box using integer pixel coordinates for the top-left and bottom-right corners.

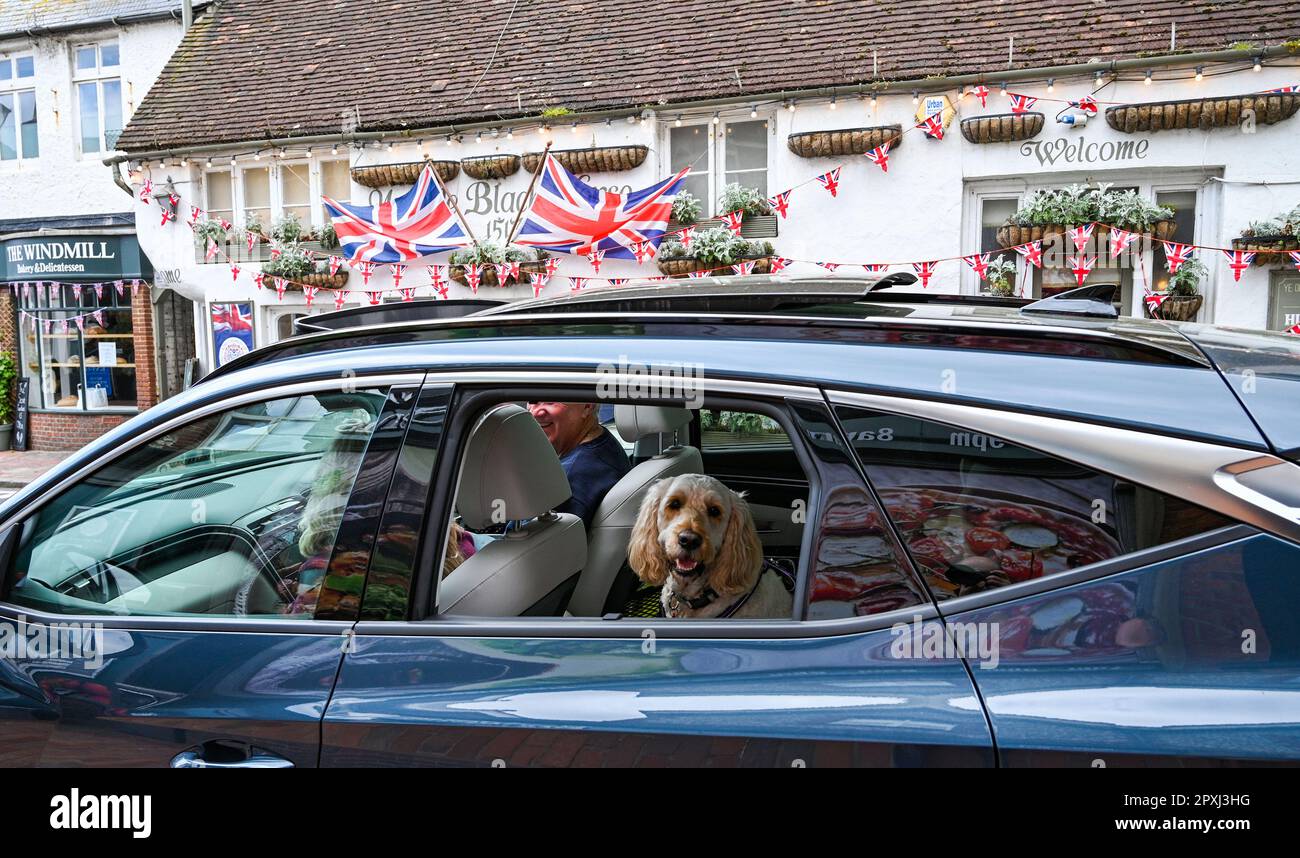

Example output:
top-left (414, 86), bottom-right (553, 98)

top-left (170, 750), bottom-right (294, 769)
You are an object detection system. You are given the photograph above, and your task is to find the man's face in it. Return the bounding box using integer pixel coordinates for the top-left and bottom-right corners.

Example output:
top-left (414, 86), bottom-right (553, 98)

top-left (528, 402), bottom-right (595, 455)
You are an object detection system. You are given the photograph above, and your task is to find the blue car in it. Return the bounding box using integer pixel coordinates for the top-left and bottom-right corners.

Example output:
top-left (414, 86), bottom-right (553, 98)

top-left (2, 279), bottom-right (1298, 768)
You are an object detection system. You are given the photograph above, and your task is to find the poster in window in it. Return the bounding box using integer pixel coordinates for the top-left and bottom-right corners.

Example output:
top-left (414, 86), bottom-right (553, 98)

top-left (1269, 270), bottom-right (1300, 331)
top-left (211, 302), bottom-right (254, 367)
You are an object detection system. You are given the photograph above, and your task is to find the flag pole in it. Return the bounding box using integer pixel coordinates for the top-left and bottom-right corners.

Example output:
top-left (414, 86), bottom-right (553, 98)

top-left (427, 159), bottom-right (481, 248)
top-left (505, 140), bottom-right (552, 246)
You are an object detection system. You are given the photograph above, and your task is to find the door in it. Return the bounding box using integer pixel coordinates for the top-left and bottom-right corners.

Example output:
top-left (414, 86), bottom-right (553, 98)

top-left (0, 381), bottom-right (417, 767)
top-left (320, 379), bottom-right (996, 767)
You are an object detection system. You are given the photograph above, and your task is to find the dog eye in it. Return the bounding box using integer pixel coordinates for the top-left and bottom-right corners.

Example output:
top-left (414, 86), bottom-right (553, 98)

top-left (707, 505), bottom-right (722, 517)
top-left (666, 498), bottom-right (682, 510)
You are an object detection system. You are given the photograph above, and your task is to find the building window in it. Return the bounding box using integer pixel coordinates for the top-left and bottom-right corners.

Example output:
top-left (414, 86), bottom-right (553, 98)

top-left (17, 282), bottom-right (138, 412)
top-left (279, 162), bottom-right (311, 225)
top-left (204, 169), bottom-right (234, 223)
top-left (0, 53), bottom-right (38, 160)
top-left (73, 41), bottom-right (122, 153)
top-left (241, 166), bottom-right (272, 229)
top-left (320, 159), bottom-right (351, 221)
top-left (668, 114), bottom-right (770, 217)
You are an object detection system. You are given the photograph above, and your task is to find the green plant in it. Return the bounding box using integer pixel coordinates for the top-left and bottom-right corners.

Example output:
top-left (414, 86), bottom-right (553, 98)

top-left (0, 352), bottom-right (16, 425)
top-left (193, 218), bottom-right (230, 246)
top-left (1010, 184), bottom-right (1175, 229)
top-left (540, 106), bottom-right (573, 118)
top-left (262, 245), bottom-right (314, 280)
top-left (1240, 204), bottom-right (1299, 238)
top-left (272, 212), bottom-right (305, 244)
top-left (243, 212), bottom-right (266, 237)
top-left (1168, 257), bottom-right (1207, 296)
top-left (448, 242), bottom-right (546, 266)
top-left (985, 257), bottom-right (1018, 296)
top-left (671, 191), bottom-right (702, 225)
top-left (717, 183), bottom-right (771, 218)
top-left (319, 221), bottom-right (339, 250)
top-left (659, 226), bottom-right (768, 265)
top-left (700, 410), bottom-right (782, 434)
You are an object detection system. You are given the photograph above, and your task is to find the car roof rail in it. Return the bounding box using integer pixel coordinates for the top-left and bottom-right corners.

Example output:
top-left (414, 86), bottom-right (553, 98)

top-left (865, 271), bottom-right (919, 292)
top-left (1020, 284), bottom-right (1120, 319)
top-left (292, 298), bottom-right (506, 335)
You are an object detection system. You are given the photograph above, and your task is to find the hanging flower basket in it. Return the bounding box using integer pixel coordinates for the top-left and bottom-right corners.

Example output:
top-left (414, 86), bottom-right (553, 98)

top-left (1105, 92), bottom-right (1300, 133)
top-left (460, 154), bottom-right (521, 180)
top-left (656, 255), bottom-right (774, 278)
top-left (522, 145), bottom-right (649, 174)
top-left (299, 272), bottom-right (350, 289)
top-left (960, 112), bottom-right (1045, 144)
top-left (350, 160), bottom-right (459, 188)
top-left (1145, 295), bottom-right (1204, 322)
top-left (449, 260), bottom-right (548, 288)
top-left (995, 219), bottom-right (1175, 248)
top-left (1231, 234), bottom-right (1300, 265)
top-left (786, 126), bottom-right (903, 158)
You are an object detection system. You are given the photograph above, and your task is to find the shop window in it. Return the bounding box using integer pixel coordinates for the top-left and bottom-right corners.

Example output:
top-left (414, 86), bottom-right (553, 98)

top-left (17, 283), bottom-right (137, 412)
top-left (0, 54), bottom-right (38, 160)
top-left (72, 41), bottom-right (121, 154)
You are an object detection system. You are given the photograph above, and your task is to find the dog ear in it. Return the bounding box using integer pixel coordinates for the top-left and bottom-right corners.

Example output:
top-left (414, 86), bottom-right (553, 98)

top-left (711, 491), bottom-right (764, 595)
top-left (627, 479), bottom-right (668, 586)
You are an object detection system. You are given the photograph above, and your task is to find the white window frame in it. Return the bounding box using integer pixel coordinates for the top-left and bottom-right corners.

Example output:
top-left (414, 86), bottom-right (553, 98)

top-left (71, 40), bottom-right (122, 155)
top-left (317, 157), bottom-right (352, 224)
top-left (664, 110), bottom-right (774, 218)
top-left (203, 168), bottom-right (235, 223)
top-left (0, 52), bottom-right (38, 161)
top-left (963, 169), bottom-right (1221, 317)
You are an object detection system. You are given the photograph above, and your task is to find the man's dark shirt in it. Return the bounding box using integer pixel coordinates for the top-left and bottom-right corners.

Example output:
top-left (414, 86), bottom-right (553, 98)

top-left (557, 428), bottom-right (632, 528)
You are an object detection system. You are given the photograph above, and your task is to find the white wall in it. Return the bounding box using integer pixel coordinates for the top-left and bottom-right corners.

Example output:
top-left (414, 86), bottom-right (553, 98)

top-left (0, 19), bottom-right (185, 221)
top-left (125, 62), bottom-right (1300, 369)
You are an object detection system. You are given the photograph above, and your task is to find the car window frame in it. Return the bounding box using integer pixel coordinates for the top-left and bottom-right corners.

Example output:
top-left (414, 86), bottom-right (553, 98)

top-left (0, 374), bottom-right (425, 632)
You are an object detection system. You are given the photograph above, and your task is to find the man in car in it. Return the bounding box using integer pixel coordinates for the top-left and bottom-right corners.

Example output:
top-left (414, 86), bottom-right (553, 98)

top-left (528, 401), bottom-right (631, 529)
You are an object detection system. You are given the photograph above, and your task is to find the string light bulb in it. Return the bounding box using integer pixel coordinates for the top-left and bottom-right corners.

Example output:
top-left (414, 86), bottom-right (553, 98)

top-left (829, 96), bottom-right (837, 111)
top-left (749, 105), bottom-right (758, 118)
top-left (712, 112), bottom-right (720, 125)
top-left (475, 130), bottom-right (482, 142)
top-left (787, 101), bottom-right (796, 113)
top-left (674, 114), bottom-right (682, 126)
top-left (506, 128), bottom-right (514, 139)
top-left (1195, 66), bottom-right (1204, 81)
top-left (570, 121), bottom-right (579, 134)
top-left (911, 90), bottom-right (919, 105)
top-left (1144, 69), bottom-right (1153, 85)
top-left (229, 156), bottom-right (237, 166)
top-left (870, 94), bottom-right (877, 109)
top-left (1046, 78), bottom-right (1055, 93)
top-left (999, 81), bottom-right (1008, 95)
top-left (331, 144), bottom-right (338, 155)
top-left (387, 141), bottom-right (394, 151)
top-left (1253, 56), bottom-right (1263, 72)
top-left (205, 157), bottom-right (212, 168)
top-left (253, 151), bottom-right (261, 161)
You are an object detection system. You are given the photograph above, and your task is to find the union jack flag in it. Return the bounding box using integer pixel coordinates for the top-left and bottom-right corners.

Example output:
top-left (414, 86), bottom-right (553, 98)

top-left (334, 289), bottom-right (348, 310)
top-left (767, 191), bottom-right (791, 219)
top-left (631, 240), bottom-right (657, 263)
top-left (676, 226), bottom-right (696, 249)
top-left (1290, 251), bottom-right (1300, 272)
top-left (139, 178), bottom-right (153, 203)
top-left (205, 238), bottom-right (219, 262)
top-left (817, 261), bottom-right (841, 273)
top-left (463, 263), bottom-right (482, 293)
top-left (229, 264), bottom-right (240, 282)
top-left (427, 263), bottom-right (445, 286)
top-left (211, 303), bottom-right (253, 334)
top-left (608, 278), bottom-right (629, 286)
top-left (1016, 241), bottom-right (1044, 268)
top-left (496, 261), bottom-right (521, 284)
top-left (1269, 85), bottom-right (1300, 93)
top-left (168, 193), bottom-right (180, 210)
top-left (514, 153), bottom-right (687, 257)
top-left (273, 277), bottom-right (288, 301)
top-left (1008, 93), bottom-right (1038, 114)
top-left (190, 205), bottom-right (203, 227)
top-left (1287, 324), bottom-right (1300, 336)
top-left (270, 246), bottom-right (283, 262)
top-left (586, 247), bottom-right (606, 272)
top-left (1068, 254), bottom-right (1097, 287)
top-left (815, 168), bottom-right (842, 197)
top-left (862, 263), bottom-right (889, 273)
top-left (916, 113), bottom-right (945, 139)
top-left (399, 287), bottom-right (416, 302)
top-left (432, 280), bottom-right (450, 300)
top-left (323, 164), bottom-right (470, 264)
top-left (1071, 96), bottom-right (1099, 115)
top-left (963, 253), bottom-right (992, 280)
top-left (971, 85), bottom-right (990, 108)
top-left (253, 272), bottom-right (266, 290)
top-left (867, 141), bottom-right (891, 172)
top-left (330, 255), bottom-right (344, 276)
top-left (246, 231), bottom-right (259, 253)
top-left (1144, 292), bottom-right (1170, 314)
top-left (1069, 223), bottom-right (1095, 253)
top-left (160, 207), bottom-right (175, 227)
top-left (769, 256), bottom-right (792, 274)
top-left (687, 270), bottom-right (711, 279)
top-left (304, 285), bottom-right (319, 306)
top-left (388, 263), bottom-right (406, 286)
top-left (528, 272), bottom-right (550, 297)
top-left (545, 256), bottom-right (562, 277)
top-left (732, 261), bottom-right (756, 276)
top-left (1160, 241), bottom-right (1195, 274)
top-left (912, 260), bottom-right (938, 288)
top-left (356, 260), bottom-right (376, 287)
top-left (1109, 228), bottom-right (1139, 259)
top-left (569, 276), bottom-right (590, 291)
top-left (366, 291), bottom-right (383, 306)
top-left (220, 217), bottom-right (233, 232)
top-left (1222, 249), bottom-right (1256, 281)
top-left (720, 210), bottom-right (744, 236)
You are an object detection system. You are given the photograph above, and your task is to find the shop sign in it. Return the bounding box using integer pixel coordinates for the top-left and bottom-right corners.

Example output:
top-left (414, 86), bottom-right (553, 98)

top-left (1269, 271), bottom-right (1300, 331)
top-left (1020, 136), bottom-right (1151, 167)
top-left (1, 235), bottom-right (154, 281)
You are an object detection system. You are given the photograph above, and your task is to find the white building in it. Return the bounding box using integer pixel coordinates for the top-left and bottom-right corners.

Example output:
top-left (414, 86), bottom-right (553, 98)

top-left (111, 1), bottom-right (1300, 374)
top-left (1, 0), bottom-right (202, 450)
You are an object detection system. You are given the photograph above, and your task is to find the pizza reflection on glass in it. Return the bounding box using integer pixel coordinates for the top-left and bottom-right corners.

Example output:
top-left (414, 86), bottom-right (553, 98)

top-left (879, 487), bottom-right (1121, 599)
top-left (808, 491), bottom-right (924, 620)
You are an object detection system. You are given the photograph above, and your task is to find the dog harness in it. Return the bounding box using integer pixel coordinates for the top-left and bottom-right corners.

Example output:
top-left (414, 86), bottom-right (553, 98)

top-left (665, 559), bottom-right (795, 618)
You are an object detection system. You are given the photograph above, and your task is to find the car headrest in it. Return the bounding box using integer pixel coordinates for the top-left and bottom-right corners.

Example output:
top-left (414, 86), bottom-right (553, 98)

top-left (614, 405), bottom-right (693, 443)
top-left (457, 404), bottom-right (572, 529)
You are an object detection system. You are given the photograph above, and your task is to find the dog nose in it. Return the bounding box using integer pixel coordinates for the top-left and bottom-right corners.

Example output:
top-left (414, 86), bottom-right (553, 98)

top-left (678, 531), bottom-right (702, 550)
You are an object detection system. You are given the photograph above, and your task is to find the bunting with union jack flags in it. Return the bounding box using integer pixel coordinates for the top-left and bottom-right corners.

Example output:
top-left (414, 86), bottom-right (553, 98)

top-left (1222, 249), bottom-right (1256, 281)
top-left (1008, 93), bottom-right (1038, 115)
top-left (513, 153), bottom-right (688, 258)
top-left (323, 164), bottom-right (470, 264)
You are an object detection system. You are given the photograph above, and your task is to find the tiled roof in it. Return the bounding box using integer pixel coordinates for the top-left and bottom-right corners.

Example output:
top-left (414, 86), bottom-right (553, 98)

top-left (117, 0), bottom-right (1299, 152)
top-left (0, 0), bottom-right (201, 38)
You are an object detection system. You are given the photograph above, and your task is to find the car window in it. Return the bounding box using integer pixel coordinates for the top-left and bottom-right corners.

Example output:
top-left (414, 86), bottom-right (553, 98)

top-left (699, 409), bottom-right (792, 451)
top-left (834, 407), bottom-right (1235, 601)
top-left (4, 389), bottom-right (391, 618)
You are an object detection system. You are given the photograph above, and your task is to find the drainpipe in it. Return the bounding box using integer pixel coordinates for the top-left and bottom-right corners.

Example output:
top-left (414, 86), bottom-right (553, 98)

top-left (182, 0), bottom-right (193, 31)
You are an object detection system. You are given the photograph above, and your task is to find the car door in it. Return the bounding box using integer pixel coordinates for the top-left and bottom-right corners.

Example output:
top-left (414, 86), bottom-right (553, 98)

top-left (320, 375), bottom-right (996, 767)
top-left (828, 390), bottom-right (1300, 767)
top-left (0, 378), bottom-right (419, 767)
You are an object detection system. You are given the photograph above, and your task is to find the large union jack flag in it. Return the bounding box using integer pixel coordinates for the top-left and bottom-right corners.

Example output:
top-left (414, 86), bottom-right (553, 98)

top-left (322, 165), bottom-right (470, 264)
top-left (514, 154), bottom-right (689, 258)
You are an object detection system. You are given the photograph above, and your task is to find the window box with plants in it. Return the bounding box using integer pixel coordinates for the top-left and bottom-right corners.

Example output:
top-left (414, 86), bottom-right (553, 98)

top-left (1231, 205), bottom-right (1300, 265)
top-left (0, 352), bottom-right (16, 450)
top-left (448, 243), bottom-right (550, 287)
top-left (1144, 258), bottom-right (1206, 322)
top-left (982, 257), bottom-right (1019, 297)
top-left (666, 185), bottom-right (779, 240)
top-left (786, 125), bottom-right (903, 158)
top-left (996, 184), bottom-right (1177, 248)
top-left (1105, 91), bottom-right (1299, 134)
top-left (521, 145), bottom-right (649, 174)
top-left (656, 226), bottom-right (776, 277)
top-left (351, 159), bottom-right (459, 188)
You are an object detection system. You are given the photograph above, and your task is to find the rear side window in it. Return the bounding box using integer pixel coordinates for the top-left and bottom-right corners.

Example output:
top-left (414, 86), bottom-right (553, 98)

top-left (834, 407), bottom-right (1234, 601)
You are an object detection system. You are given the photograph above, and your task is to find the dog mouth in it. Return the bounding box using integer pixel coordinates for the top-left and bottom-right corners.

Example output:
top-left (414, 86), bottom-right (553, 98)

top-left (670, 555), bottom-right (706, 577)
